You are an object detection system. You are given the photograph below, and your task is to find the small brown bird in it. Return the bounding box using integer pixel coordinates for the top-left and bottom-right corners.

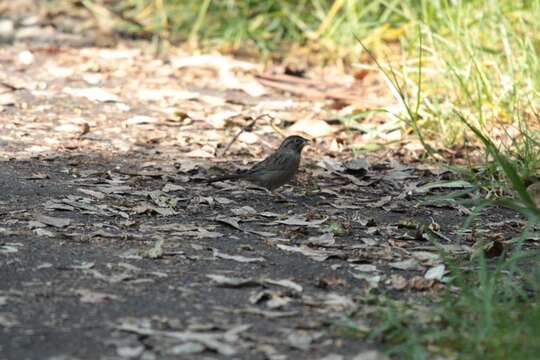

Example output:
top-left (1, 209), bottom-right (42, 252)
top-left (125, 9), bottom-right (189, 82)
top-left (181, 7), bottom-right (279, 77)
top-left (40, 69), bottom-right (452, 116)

top-left (208, 135), bottom-right (310, 191)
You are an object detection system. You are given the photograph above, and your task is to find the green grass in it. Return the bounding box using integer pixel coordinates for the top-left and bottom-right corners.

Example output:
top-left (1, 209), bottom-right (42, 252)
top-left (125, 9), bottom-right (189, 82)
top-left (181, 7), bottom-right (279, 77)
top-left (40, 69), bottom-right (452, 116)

top-left (341, 237), bottom-right (540, 359)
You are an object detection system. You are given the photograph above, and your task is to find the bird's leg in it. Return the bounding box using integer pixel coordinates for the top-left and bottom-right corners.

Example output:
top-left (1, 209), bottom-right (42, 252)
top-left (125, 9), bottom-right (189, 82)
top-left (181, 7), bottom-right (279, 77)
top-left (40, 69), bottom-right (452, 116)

top-left (268, 190), bottom-right (291, 202)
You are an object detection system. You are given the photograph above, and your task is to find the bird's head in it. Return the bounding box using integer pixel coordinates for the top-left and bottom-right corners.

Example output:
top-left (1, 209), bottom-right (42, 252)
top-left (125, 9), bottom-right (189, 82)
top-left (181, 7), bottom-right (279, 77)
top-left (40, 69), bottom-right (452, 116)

top-left (279, 135), bottom-right (310, 153)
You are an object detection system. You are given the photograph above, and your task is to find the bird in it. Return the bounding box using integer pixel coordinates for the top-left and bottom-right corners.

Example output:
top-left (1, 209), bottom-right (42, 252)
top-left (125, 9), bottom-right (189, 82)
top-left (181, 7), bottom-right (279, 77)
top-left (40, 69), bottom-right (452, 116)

top-left (208, 135), bottom-right (310, 191)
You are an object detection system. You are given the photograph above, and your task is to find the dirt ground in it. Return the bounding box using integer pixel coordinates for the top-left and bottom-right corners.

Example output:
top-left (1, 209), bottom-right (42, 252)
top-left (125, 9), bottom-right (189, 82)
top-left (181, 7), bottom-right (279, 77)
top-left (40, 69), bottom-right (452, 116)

top-left (0, 4), bottom-right (527, 360)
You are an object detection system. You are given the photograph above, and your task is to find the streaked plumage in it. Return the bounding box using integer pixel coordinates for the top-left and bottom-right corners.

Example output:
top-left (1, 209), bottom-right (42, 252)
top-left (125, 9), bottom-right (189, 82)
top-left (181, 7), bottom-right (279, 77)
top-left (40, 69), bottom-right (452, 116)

top-left (208, 135), bottom-right (309, 191)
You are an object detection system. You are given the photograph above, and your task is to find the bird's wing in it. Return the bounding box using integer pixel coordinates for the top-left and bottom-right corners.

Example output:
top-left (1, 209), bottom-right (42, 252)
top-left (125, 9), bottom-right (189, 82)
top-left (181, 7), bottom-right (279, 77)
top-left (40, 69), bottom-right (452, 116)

top-left (247, 151), bottom-right (297, 175)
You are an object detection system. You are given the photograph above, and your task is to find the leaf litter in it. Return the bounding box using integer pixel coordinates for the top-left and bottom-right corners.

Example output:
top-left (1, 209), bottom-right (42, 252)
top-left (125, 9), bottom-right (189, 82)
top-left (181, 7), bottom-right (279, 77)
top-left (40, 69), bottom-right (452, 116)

top-left (0, 7), bottom-right (533, 358)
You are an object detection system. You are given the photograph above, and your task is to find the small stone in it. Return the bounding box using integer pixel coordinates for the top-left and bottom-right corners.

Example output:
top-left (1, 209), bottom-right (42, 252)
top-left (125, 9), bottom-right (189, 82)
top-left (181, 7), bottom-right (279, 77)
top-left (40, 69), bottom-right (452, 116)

top-left (0, 19), bottom-right (14, 43)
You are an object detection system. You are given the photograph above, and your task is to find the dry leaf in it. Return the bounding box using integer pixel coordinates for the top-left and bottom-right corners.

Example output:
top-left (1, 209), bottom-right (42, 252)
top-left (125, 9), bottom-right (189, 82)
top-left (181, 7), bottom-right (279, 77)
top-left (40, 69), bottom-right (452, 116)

top-left (288, 118), bottom-right (336, 137)
top-left (35, 215), bottom-right (72, 228)
top-left (389, 274), bottom-right (408, 290)
top-left (424, 264), bottom-right (445, 281)
top-left (389, 258), bottom-right (421, 271)
top-left (249, 290), bottom-right (291, 309)
top-left (207, 274), bottom-right (259, 288)
top-left (276, 244), bottom-right (344, 262)
top-left (63, 87), bottom-right (119, 102)
top-left (287, 331), bottom-right (313, 351)
top-left (126, 115), bottom-right (158, 125)
top-left (141, 239), bottom-right (164, 259)
top-left (263, 279), bottom-right (303, 293)
top-left (275, 216), bottom-right (327, 227)
top-left (76, 289), bottom-right (118, 304)
top-left (117, 321), bottom-right (243, 356)
top-left (307, 232), bottom-right (335, 246)
top-left (212, 248), bottom-right (265, 263)
top-left (231, 206), bottom-right (257, 217)
top-left (409, 276), bottom-right (436, 290)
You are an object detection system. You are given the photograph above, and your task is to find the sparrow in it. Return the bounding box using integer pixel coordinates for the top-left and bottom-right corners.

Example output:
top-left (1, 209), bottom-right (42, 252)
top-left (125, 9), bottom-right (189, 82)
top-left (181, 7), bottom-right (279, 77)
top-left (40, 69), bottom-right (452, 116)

top-left (208, 135), bottom-right (310, 191)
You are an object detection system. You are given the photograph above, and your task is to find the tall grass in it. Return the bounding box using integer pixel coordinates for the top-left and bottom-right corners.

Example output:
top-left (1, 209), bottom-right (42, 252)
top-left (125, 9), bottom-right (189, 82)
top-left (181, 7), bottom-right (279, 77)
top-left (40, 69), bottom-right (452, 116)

top-left (348, 2), bottom-right (540, 355)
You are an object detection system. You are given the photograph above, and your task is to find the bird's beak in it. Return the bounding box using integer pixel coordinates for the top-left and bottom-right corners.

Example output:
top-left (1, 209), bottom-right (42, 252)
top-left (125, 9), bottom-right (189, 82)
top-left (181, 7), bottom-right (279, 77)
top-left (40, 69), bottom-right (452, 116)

top-left (303, 138), bottom-right (311, 146)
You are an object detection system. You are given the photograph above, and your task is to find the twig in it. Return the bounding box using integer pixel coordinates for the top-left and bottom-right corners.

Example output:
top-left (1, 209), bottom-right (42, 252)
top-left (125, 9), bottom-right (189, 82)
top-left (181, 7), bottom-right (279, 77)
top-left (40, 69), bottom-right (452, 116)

top-left (269, 116), bottom-right (287, 138)
top-left (429, 229), bottom-right (453, 242)
top-left (219, 114), bottom-right (271, 157)
top-left (81, 0), bottom-right (146, 30)
top-left (0, 81), bottom-right (23, 91)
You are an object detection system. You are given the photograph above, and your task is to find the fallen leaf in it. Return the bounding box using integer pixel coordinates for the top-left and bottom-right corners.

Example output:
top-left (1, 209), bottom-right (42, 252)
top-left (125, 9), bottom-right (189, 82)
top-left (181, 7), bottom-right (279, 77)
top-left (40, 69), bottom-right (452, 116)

top-left (344, 158), bottom-right (369, 176)
top-left (389, 258), bottom-right (421, 271)
top-left (117, 321), bottom-right (242, 356)
top-left (137, 88), bottom-right (198, 101)
top-left (68, 262), bottom-right (95, 270)
top-left (63, 86), bottom-right (119, 102)
top-left (414, 180), bottom-right (473, 193)
top-left (424, 264), bottom-right (446, 281)
top-left (206, 110), bottom-right (239, 128)
top-left (238, 308), bottom-right (298, 319)
top-left (314, 276), bottom-right (346, 289)
top-left (409, 276), bottom-right (436, 290)
top-left (162, 183), bottom-right (185, 192)
top-left (287, 118), bottom-right (336, 137)
top-left (116, 344), bottom-right (145, 358)
top-left (207, 274), bottom-right (259, 288)
top-left (367, 196), bottom-right (392, 208)
top-left (133, 203), bottom-right (177, 216)
top-left (36, 263), bottom-right (53, 269)
top-left (263, 279), bottom-right (303, 292)
top-left (275, 216), bottom-right (328, 227)
top-left (411, 251), bottom-right (440, 264)
top-left (33, 228), bottom-right (55, 237)
top-left (351, 264), bottom-right (377, 273)
top-left (185, 148), bottom-right (214, 158)
top-left (276, 244), bottom-right (344, 261)
top-left (168, 342), bottom-right (205, 355)
top-left (35, 215), bottom-right (71, 228)
top-left (319, 293), bottom-right (356, 311)
top-left (317, 156), bottom-right (345, 172)
top-left (351, 272), bottom-right (381, 288)
top-left (389, 274), bottom-right (408, 290)
top-left (78, 188), bottom-right (106, 199)
top-left (76, 289), bottom-right (118, 304)
top-left (0, 313), bottom-right (18, 327)
top-left (126, 115), bottom-right (158, 125)
top-left (215, 216), bottom-right (243, 231)
top-left (141, 239), bottom-right (164, 259)
top-left (231, 206), bottom-right (257, 217)
top-left (306, 232), bottom-right (335, 246)
top-left (212, 248), bottom-right (265, 263)
top-left (0, 93), bottom-right (15, 106)
top-left (249, 290), bottom-right (291, 309)
top-left (86, 269), bottom-right (132, 283)
top-left (287, 331), bottom-right (313, 350)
